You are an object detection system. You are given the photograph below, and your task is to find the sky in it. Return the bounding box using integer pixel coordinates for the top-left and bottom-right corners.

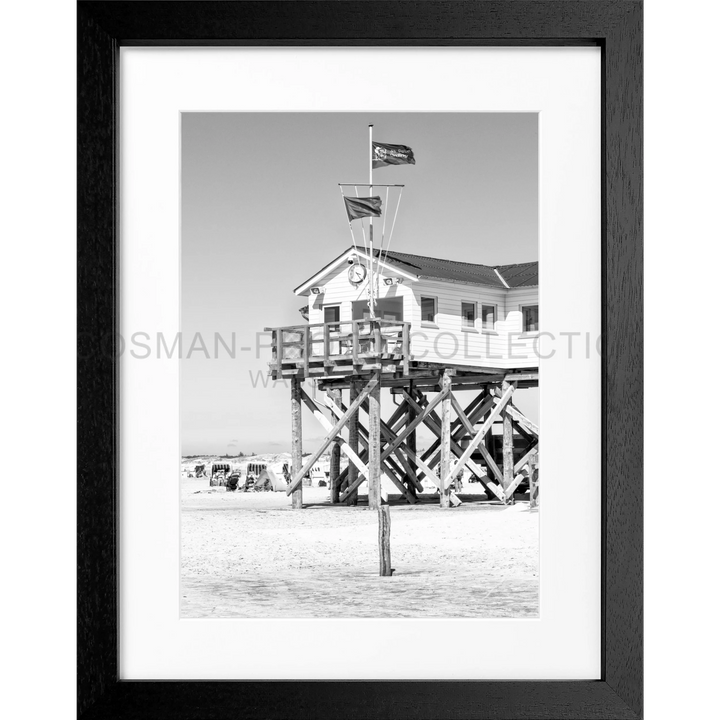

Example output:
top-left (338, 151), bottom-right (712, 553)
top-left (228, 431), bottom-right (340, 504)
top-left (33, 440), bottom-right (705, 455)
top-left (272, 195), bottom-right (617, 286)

top-left (181, 112), bottom-right (537, 455)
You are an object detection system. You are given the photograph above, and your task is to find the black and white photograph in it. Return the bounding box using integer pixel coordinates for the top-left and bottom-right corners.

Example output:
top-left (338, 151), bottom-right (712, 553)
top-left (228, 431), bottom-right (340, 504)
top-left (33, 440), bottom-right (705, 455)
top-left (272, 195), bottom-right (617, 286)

top-left (27, 0), bottom-right (650, 712)
top-left (179, 112), bottom-right (540, 618)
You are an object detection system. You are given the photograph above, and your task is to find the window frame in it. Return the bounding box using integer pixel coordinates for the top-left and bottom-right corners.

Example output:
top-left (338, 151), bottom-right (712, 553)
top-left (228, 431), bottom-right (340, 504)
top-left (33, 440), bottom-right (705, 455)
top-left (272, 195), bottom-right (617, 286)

top-left (460, 300), bottom-right (478, 332)
top-left (480, 303), bottom-right (498, 334)
top-left (419, 295), bottom-right (438, 327)
top-left (323, 303), bottom-right (341, 331)
top-left (520, 303), bottom-right (539, 334)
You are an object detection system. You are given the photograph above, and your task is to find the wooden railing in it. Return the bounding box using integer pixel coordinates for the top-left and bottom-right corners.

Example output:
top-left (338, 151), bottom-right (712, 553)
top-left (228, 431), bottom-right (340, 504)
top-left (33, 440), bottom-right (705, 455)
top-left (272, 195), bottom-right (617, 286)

top-left (267, 319), bottom-right (411, 376)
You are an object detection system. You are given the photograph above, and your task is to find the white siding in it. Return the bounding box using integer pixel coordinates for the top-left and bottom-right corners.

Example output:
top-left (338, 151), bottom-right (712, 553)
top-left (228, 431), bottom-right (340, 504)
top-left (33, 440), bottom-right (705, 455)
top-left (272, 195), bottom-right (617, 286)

top-left (408, 280), bottom-right (538, 369)
top-left (502, 287), bottom-right (540, 367)
top-left (306, 263), bottom-right (415, 326)
top-left (302, 264), bottom-right (538, 370)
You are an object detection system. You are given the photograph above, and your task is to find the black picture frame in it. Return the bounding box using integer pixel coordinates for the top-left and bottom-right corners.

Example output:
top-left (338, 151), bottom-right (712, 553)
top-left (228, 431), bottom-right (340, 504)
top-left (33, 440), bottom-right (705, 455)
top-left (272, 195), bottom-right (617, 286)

top-left (78, 1), bottom-right (642, 718)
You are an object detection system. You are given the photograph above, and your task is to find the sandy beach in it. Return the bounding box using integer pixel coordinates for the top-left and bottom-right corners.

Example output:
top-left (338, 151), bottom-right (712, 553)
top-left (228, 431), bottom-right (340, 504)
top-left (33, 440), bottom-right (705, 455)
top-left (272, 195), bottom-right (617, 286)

top-left (181, 478), bottom-right (539, 618)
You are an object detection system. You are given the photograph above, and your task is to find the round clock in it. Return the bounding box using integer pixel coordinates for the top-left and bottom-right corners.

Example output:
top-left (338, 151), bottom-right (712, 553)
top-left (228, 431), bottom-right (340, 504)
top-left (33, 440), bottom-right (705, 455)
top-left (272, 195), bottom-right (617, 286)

top-left (348, 263), bottom-right (367, 285)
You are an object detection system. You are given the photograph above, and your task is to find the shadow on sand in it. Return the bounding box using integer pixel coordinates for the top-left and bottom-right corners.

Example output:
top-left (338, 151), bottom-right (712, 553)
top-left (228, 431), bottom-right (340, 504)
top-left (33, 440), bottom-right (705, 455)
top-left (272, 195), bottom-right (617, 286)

top-left (301, 490), bottom-right (530, 510)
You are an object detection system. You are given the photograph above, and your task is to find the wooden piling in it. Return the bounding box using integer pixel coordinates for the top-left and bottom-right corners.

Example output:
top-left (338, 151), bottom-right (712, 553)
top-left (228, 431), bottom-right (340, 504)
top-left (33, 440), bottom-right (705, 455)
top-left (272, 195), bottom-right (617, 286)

top-left (378, 504), bottom-right (392, 576)
top-left (290, 376), bottom-right (303, 509)
top-left (329, 439), bottom-right (341, 503)
top-left (485, 387), bottom-right (495, 460)
top-left (439, 368), bottom-right (453, 508)
top-left (406, 399), bottom-right (418, 500)
top-left (346, 381), bottom-right (359, 506)
top-left (528, 453), bottom-right (538, 509)
top-left (368, 372), bottom-right (382, 510)
top-left (327, 389), bottom-right (342, 503)
top-left (502, 380), bottom-right (515, 505)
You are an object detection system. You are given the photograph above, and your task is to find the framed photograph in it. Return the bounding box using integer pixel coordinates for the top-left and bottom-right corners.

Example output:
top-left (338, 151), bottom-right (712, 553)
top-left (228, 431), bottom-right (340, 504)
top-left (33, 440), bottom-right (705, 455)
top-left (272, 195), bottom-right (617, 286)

top-left (78, 2), bottom-right (642, 718)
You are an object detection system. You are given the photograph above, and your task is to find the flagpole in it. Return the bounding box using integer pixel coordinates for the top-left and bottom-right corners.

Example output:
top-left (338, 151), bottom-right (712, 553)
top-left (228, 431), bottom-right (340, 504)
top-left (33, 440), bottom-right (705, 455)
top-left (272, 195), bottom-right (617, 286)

top-left (368, 123), bottom-right (375, 319)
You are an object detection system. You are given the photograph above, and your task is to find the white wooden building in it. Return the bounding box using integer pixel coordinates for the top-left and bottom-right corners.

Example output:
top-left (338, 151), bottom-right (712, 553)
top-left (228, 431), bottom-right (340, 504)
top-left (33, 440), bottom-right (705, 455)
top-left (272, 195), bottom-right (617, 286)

top-left (267, 247), bottom-right (539, 511)
top-left (293, 246), bottom-right (538, 371)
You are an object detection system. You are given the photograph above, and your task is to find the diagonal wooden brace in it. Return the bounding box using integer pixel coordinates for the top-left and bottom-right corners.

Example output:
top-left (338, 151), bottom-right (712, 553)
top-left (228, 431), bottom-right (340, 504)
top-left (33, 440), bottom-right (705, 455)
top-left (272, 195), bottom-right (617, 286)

top-left (390, 445), bottom-right (423, 495)
top-left (304, 400), bottom-right (415, 505)
top-left (333, 395), bottom-right (412, 494)
top-left (380, 386), bottom-right (450, 462)
top-left (337, 387), bottom-right (452, 503)
top-left (340, 388), bottom-right (493, 505)
top-left (325, 395), bottom-right (417, 503)
top-left (339, 414), bottom-right (447, 503)
top-left (299, 389), bottom-right (369, 478)
top-left (504, 449), bottom-right (539, 497)
top-left (382, 398), bottom-right (411, 435)
top-left (358, 399), bottom-right (425, 494)
top-left (442, 383), bottom-right (515, 487)
top-left (492, 390), bottom-right (538, 437)
top-left (420, 391), bottom-right (496, 470)
top-left (510, 416), bottom-right (536, 446)
top-left (404, 389), bottom-right (505, 502)
top-left (380, 454), bottom-right (419, 502)
top-left (366, 392), bottom-right (460, 505)
top-left (420, 387), bottom-right (503, 492)
top-left (381, 423), bottom-right (428, 495)
top-left (514, 441), bottom-right (539, 474)
top-left (286, 377), bottom-right (378, 494)
top-left (449, 393), bottom-right (477, 435)
top-left (474, 442), bottom-right (505, 487)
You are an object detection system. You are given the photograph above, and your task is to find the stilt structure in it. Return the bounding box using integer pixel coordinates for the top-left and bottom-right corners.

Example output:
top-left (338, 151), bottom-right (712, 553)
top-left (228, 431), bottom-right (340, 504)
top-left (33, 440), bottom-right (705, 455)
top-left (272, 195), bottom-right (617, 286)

top-left (327, 388), bottom-right (342, 503)
top-left (290, 376), bottom-right (303, 510)
top-left (346, 380), bottom-right (360, 506)
top-left (502, 379), bottom-right (515, 505)
top-left (268, 124), bottom-right (539, 510)
top-left (274, 336), bottom-right (538, 508)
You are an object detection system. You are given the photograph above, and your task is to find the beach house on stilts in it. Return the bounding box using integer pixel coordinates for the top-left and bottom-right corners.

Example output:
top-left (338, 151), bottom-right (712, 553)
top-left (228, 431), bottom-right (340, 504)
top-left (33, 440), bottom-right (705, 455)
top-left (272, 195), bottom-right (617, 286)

top-left (265, 126), bottom-right (539, 510)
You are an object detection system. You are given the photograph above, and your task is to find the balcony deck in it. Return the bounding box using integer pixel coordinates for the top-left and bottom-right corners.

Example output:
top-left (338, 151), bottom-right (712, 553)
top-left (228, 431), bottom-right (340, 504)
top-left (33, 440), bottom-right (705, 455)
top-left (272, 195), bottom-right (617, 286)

top-left (267, 319), bottom-right (411, 381)
top-left (266, 320), bottom-right (539, 385)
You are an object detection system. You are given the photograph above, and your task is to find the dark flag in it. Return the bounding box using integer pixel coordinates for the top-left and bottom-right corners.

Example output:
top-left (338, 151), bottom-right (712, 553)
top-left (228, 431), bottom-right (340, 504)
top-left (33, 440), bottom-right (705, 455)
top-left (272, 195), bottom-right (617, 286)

top-left (372, 141), bottom-right (416, 168)
top-left (344, 195), bottom-right (382, 222)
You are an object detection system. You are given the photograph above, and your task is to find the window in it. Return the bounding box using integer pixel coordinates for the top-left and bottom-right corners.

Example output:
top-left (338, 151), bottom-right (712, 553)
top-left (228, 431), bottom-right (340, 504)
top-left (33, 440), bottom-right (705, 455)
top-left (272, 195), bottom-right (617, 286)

top-left (421, 297), bottom-right (437, 324)
top-left (324, 305), bottom-right (340, 331)
top-left (377, 298), bottom-right (404, 322)
top-left (351, 298), bottom-right (403, 321)
top-left (461, 301), bottom-right (476, 329)
top-left (481, 304), bottom-right (496, 331)
top-left (522, 305), bottom-right (539, 333)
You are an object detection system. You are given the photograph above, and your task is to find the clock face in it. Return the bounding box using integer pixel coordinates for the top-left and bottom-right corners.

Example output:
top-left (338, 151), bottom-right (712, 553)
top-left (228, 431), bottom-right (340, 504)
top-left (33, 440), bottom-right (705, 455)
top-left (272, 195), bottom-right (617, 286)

top-left (348, 263), bottom-right (367, 284)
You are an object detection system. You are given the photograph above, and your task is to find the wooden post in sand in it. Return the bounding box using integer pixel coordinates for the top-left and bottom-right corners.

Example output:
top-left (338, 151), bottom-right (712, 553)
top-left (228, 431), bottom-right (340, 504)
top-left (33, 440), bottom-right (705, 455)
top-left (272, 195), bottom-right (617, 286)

top-left (378, 504), bottom-right (392, 576)
top-left (405, 399), bottom-right (418, 501)
top-left (368, 372), bottom-right (382, 510)
top-left (528, 452), bottom-right (538, 509)
top-left (485, 386), bottom-right (496, 462)
top-left (346, 381), bottom-right (359, 506)
top-left (502, 380), bottom-right (515, 505)
top-left (327, 389), bottom-right (342, 503)
top-left (329, 438), bottom-right (341, 503)
top-left (290, 377), bottom-right (303, 509)
top-left (439, 368), bottom-right (453, 508)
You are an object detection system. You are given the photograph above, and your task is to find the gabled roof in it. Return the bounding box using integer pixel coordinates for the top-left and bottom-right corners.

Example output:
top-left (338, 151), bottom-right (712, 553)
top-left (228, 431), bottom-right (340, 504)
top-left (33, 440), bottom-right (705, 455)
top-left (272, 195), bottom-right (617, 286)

top-left (493, 262), bottom-right (539, 288)
top-left (294, 247), bottom-right (537, 295)
top-left (294, 247), bottom-right (419, 295)
top-left (379, 250), bottom-right (538, 289)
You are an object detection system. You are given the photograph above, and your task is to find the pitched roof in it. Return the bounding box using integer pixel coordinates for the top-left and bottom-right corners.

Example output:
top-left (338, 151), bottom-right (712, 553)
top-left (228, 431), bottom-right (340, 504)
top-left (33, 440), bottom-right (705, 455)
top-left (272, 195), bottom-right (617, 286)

top-left (375, 249), bottom-right (538, 289)
top-left (493, 262), bottom-right (539, 288)
top-left (294, 247), bottom-right (538, 294)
